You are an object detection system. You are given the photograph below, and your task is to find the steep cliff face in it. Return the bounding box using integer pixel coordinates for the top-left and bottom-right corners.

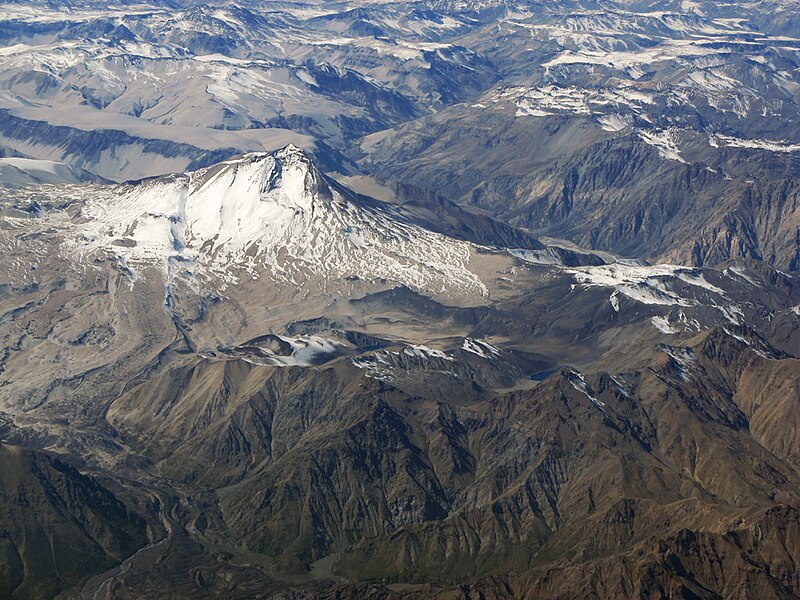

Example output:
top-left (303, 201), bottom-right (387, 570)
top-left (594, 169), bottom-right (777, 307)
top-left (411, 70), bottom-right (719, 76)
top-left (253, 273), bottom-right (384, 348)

top-left (507, 142), bottom-right (800, 271)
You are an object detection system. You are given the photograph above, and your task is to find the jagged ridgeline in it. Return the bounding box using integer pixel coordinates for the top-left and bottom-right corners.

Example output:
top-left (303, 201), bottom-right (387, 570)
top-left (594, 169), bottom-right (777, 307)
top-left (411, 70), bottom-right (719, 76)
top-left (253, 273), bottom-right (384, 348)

top-left (1, 0), bottom-right (800, 598)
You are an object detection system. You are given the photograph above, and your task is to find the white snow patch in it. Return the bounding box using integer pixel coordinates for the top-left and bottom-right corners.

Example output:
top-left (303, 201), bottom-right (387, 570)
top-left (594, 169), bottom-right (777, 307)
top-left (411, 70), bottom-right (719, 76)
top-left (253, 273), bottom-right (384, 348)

top-left (352, 352), bottom-right (395, 382)
top-left (242, 335), bottom-right (344, 367)
top-left (717, 303), bottom-right (744, 325)
top-left (610, 375), bottom-right (633, 398)
top-left (598, 113), bottom-right (633, 132)
top-left (711, 135), bottom-right (800, 153)
top-left (638, 129), bottom-right (687, 163)
top-left (496, 85), bottom-right (652, 121)
top-left (725, 266), bottom-right (759, 287)
top-left (569, 372), bottom-right (606, 411)
top-left (462, 338), bottom-right (500, 359)
top-left (274, 335), bottom-right (343, 366)
top-left (508, 247), bottom-right (564, 266)
top-left (308, 37), bottom-right (446, 62)
top-left (676, 272), bottom-right (725, 295)
top-left (609, 290), bottom-right (620, 312)
top-left (542, 41), bottom-right (718, 71)
top-left (569, 262), bottom-right (690, 306)
top-left (652, 316), bottom-right (680, 334)
top-left (404, 344), bottom-right (454, 361)
top-left (568, 262), bottom-right (732, 312)
top-left (295, 69), bottom-right (318, 87)
top-left (661, 346), bottom-right (696, 381)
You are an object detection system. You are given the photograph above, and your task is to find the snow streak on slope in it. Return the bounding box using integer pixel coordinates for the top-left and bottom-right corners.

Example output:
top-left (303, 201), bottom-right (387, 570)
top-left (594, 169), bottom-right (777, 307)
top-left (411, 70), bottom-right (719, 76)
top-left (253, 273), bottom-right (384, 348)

top-left (66, 145), bottom-right (487, 296)
top-left (568, 260), bottom-right (732, 312)
top-left (711, 135), bottom-right (800, 153)
top-left (462, 338), bottom-right (500, 359)
top-left (500, 85), bottom-right (654, 119)
top-left (637, 128), bottom-right (687, 162)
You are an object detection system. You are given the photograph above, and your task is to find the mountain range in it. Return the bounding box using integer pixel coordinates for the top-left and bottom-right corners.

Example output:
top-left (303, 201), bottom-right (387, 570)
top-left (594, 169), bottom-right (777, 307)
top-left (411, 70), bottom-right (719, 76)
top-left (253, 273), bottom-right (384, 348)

top-left (1, 1), bottom-right (800, 599)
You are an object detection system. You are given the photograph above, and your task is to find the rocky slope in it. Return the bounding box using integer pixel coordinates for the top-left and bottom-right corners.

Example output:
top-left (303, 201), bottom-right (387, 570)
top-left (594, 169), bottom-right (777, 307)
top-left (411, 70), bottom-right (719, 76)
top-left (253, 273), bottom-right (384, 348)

top-left (1, 1), bottom-right (800, 596)
top-left (3, 0), bottom-right (800, 271)
top-left (364, 97), bottom-right (800, 271)
top-left (0, 445), bottom-right (148, 600)
top-left (92, 323), bottom-right (800, 598)
top-left (1, 148), bottom-right (800, 598)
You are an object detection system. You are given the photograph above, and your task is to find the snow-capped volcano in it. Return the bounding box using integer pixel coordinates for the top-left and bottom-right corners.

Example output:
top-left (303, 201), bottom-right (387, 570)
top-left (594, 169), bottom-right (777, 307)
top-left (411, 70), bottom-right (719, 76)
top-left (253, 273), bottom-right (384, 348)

top-left (67, 145), bottom-right (487, 296)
